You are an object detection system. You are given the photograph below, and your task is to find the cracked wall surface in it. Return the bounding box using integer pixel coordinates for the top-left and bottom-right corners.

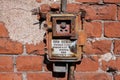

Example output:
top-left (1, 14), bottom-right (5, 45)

top-left (0, 0), bottom-right (45, 44)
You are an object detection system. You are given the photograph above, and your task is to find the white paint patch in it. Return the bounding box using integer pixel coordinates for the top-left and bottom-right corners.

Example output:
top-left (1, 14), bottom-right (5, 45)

top-left (100, 53), bottom-right (116, 62)
top-left (0, 0), bottom-right (45, 44)
top-left (91, 38), bottom-right (101, 43)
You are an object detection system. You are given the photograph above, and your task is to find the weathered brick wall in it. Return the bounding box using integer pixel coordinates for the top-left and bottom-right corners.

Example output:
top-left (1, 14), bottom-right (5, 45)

top-left (0, 0), bottom-right (120, 80)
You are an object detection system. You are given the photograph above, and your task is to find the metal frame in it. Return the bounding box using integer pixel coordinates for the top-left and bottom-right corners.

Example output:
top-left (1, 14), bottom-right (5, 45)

top-left (46, 13), bottom-right (83, 62)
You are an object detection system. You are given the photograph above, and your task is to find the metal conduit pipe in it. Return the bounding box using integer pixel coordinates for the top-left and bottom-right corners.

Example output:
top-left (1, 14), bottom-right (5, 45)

top-left (61, 0), bottom-right (67, 13)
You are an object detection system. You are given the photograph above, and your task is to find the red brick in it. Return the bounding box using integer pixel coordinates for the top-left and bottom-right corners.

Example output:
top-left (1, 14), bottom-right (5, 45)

top-left (16, 56), bottom-right (43, 71)
top-left (104, 0), bottom-right (120, 3)
top-left (84, 40), bottom-right (112, 54)
top-left (36, 0), bottom-right (41, 3)
top-left (75, 73), bottom-right (112, 80)
top-left (84, 21), bottom-right (102, 38)
top-left (50, 3), bottom-right (60, 9)
top-left (0, 73), bottom-right (22, 80)
top-left (0, 22), bottom-right (9, 37)
top-left (104, 22), bottom-right (120, 38)
top-left (114, 74), bottom-right (120, 80)
top-left (80, 4), bottom-right (117, 20)
top-left (114, 40), bottom-right (120, 54)
top-left (26, 42), bottom-right (45, 54)
top-left (118, 7), bottom-right (120, 20)
top-left (0, 56), bottom-right (13, 72)
top-left (0, 38), bottom-right (23, 54)
top-left (102, 57), bottom-right (120, 71)
top-left (27, 73), bottom-right (55, 80)
top-left (57, 77), bottom-right (67, 80)
top-left (76, 56), bottom-right (99, 72)
top-left (66, 4), bottom-right (80, 13)
top-left (76, 0), bottom-right (98, 3)
top-left (40, 4), bottom-right (51, 13)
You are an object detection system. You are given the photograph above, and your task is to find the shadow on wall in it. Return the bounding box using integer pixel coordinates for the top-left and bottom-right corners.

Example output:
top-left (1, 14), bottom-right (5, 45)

top-left (44, 54), bottom-right (82, 78)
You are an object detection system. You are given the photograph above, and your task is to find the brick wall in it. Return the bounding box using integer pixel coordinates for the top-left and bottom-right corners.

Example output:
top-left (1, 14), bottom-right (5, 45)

top-left (0, 0), bottom-right (120, 80)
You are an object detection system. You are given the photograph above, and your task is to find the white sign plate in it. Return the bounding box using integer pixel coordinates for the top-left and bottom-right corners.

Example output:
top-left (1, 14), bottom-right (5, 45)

top-left (52, 39), bottom-right (73, 56)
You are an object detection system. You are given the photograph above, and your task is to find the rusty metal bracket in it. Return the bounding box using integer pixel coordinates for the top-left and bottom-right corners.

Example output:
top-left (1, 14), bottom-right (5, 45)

top-left (31, 0), bottom-right (87, 80)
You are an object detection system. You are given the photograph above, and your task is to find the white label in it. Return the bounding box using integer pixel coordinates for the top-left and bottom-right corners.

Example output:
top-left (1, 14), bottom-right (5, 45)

top-left (52, 39), bottom-right (73, 56)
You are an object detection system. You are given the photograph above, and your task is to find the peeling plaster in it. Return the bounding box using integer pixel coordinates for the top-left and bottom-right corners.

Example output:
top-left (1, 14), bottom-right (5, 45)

top-left (0, 0), bottom-right (45, 44)
top-left (99, 53), bottom-right (116, 62)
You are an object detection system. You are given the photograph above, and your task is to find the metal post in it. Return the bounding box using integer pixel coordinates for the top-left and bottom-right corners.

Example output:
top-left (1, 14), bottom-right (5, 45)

top-left (61, 0), bottom-right (67, 13)
top-left (67, 63), bottom-right (75, 80)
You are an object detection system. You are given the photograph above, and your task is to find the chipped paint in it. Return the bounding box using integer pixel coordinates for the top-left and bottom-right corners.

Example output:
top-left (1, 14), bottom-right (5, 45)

top-left (0, 0), bottom-right (46, 45)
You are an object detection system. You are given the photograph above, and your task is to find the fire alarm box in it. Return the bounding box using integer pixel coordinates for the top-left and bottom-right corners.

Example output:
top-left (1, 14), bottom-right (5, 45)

top-left (45, 13), bottom-right (86, 62)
